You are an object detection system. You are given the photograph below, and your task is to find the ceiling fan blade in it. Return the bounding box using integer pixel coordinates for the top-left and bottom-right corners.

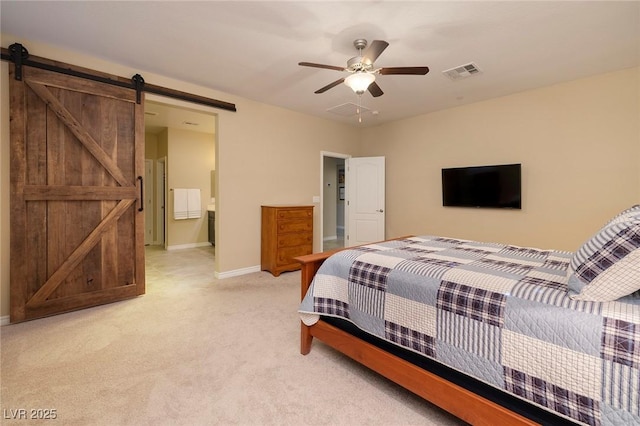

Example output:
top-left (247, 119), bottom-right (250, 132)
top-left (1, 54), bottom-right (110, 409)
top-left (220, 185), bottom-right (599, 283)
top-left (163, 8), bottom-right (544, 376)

top-left (362, 40), bottom-right (389, 65)
top-left (379, 66), bottom-right (430, 75)
top-left (299, 62), bottom-right (346, 72)
top-left (315, 78), bottom-right (345, 94)
top-left (368, 81), bottom-right (384, 97)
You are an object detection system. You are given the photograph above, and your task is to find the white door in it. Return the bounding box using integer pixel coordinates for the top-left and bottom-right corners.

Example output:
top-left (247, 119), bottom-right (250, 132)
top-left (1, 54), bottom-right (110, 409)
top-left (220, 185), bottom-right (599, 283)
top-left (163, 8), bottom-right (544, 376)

top-left (346, 156), bottom-right (385, 247)
top-left (156, 158), bottom-right (167, 247)
top-left (144, 160), bottom-right (154, 245)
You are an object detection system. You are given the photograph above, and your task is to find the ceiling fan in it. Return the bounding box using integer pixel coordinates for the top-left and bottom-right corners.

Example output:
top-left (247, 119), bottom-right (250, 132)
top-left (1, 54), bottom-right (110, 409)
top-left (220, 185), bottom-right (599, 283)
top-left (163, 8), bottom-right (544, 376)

top-left (299, 39), bottom-right (430, 98)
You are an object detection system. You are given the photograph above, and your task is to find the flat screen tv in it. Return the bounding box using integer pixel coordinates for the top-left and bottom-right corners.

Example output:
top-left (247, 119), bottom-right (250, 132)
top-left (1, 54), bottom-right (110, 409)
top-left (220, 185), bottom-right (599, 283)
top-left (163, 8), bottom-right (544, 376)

top-left (442, 163), bottom-right (521, 209)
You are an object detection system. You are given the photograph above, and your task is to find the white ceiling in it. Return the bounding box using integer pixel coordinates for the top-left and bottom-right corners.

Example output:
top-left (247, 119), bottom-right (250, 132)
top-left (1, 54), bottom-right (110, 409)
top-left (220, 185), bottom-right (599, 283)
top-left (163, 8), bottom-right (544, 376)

top-left (1, 1), bottom-right (639, 127)
top-left (144, 100), bottom-right (216, 135)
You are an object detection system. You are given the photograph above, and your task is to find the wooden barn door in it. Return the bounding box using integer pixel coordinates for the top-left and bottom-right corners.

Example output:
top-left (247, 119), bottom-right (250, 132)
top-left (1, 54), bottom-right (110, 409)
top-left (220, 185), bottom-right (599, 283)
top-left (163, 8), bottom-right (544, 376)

top-left (9, 64), bottom-right (145, 322)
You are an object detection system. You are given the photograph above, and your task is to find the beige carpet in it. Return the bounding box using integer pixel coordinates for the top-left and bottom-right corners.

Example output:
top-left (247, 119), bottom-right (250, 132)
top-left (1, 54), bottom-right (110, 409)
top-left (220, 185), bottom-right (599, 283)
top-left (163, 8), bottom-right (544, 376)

top-left (1, 246), bottom-right (466, 426)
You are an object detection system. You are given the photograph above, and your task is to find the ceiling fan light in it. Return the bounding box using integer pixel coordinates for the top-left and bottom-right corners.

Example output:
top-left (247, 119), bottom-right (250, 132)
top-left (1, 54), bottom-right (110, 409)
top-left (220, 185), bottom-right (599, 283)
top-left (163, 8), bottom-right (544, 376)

top-left (344, 72), bottom-right (375, 94)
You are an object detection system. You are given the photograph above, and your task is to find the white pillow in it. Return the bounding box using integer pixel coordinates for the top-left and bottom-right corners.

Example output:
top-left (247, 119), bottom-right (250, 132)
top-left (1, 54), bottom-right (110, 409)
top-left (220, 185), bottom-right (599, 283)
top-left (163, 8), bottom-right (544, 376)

top-left (568, 207), bottom-right (640, 302)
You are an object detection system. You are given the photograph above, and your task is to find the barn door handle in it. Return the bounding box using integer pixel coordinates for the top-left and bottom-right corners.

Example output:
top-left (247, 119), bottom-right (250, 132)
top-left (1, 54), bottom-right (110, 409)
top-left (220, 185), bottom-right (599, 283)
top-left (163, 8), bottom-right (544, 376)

top-left (137, 176), bottom-right (144, 212)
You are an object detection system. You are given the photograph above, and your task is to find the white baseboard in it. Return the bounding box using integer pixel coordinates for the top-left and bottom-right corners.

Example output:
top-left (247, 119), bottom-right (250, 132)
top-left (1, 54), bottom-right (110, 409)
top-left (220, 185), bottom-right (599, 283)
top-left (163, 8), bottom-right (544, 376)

top-left (1, 315), bottom-right (10, 326)
top-left (215, 265), bottom-right (261, 279)
top-left (166, 242), bottom-right (211, 251)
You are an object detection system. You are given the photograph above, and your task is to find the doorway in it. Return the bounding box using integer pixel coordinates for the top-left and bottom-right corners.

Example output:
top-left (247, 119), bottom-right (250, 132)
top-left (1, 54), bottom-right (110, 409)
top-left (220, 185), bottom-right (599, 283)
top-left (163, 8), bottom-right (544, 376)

top-left (321, 152), bottom-right (349, 251)
top-left (143, 98), bottom-right (216, 252)
top-left (320, 154), bottom-right (386, 251)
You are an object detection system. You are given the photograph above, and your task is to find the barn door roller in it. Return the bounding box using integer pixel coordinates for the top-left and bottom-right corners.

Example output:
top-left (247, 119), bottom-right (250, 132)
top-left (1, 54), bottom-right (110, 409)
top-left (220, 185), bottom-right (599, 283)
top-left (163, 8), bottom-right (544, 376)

top-left (132, 74), bottom-right (145, 104)
top-left (8, 43), bottom-right (29, 81)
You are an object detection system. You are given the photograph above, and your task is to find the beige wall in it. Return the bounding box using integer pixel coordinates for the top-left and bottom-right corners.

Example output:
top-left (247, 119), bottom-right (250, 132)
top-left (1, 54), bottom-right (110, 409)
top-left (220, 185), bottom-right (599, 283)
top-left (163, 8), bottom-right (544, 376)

top-left (2, 33), bottom-right (637, 320)
top-left (144, 132), bottom-right (159, 241)
top-left (360, 67), bottom-right (640, 251)
top-left (166, 128), bottom-right (215, 248)
top-left (157, 129), bottom-right (168, 159)
top-left (0, 34), bottom-right (360, 318)
top-left (216, 100), bottom-right (361, 272)
top-left (145, 132), bottom-right (159, 159)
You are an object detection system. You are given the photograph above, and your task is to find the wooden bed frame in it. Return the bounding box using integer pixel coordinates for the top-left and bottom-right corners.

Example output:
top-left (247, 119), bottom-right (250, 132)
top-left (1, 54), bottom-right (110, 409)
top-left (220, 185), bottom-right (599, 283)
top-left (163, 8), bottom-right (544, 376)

top-left (295, 249), bottom-right (540, 426)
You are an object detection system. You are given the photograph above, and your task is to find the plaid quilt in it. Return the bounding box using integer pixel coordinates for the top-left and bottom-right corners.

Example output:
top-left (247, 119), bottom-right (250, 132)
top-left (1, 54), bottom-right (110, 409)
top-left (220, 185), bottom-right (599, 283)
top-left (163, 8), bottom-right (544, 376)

top-left (298, 236), bottom-right (640, 425)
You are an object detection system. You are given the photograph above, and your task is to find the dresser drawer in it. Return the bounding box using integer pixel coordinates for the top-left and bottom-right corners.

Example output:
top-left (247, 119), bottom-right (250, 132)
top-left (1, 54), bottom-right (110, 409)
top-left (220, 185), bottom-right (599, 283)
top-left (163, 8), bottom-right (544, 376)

top-left (277, 209), bottom-right (312, 220)
top-left (277, 233), bottom-right (312, 248)
top-left (261, 205), bottom-right (314, 276)
top-left (276, 245), bottom-right (312, 266)
top-left (277, 219), bottom-right (312, 233)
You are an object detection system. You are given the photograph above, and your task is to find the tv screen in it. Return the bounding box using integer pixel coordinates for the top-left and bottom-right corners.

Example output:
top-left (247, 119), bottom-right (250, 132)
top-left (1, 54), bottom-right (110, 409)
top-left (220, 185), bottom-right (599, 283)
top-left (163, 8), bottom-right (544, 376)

top-left (442, 164), bottom-right (521, 209)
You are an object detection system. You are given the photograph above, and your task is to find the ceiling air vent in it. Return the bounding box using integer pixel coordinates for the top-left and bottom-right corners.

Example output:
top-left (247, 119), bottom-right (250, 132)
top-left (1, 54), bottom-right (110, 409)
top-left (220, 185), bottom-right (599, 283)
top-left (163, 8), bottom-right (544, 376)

top-left (326, 102), bottom-right (371, 117)
top-left (442, 62), bottom-right (482, 81)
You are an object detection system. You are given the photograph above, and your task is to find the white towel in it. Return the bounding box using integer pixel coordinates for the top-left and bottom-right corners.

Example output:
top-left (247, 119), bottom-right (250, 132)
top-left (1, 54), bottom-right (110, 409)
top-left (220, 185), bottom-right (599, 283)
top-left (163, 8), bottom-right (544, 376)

top-left (187, 188), bottom-right (201, 219)
top-left (173, 188), bottom-right (189, 220)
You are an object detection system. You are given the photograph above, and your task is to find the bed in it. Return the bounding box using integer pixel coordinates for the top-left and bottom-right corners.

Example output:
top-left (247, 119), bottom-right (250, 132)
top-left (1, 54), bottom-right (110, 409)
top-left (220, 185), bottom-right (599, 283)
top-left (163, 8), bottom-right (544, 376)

top-left (296, 206), bottom-right (640, 426)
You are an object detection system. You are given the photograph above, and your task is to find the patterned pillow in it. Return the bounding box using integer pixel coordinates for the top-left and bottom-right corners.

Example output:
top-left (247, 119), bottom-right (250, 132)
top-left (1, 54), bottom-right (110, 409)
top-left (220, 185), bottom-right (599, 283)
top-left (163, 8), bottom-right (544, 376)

top-left (605, 204), bottom-right (640, 226)
top-left (568, 209), bottom-right (640, 301)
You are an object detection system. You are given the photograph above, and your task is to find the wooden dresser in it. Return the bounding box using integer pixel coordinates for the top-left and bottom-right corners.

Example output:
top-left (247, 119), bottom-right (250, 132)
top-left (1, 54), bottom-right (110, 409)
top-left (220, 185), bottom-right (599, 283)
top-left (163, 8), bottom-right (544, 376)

top-left (261, 205), bottom-right (313, 277)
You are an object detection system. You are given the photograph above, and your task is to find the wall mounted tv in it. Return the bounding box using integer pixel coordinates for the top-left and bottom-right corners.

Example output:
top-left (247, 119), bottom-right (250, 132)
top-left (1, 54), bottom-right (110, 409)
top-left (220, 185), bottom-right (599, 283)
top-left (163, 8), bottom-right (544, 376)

top-left (442, 163), bottom-right (522, 209)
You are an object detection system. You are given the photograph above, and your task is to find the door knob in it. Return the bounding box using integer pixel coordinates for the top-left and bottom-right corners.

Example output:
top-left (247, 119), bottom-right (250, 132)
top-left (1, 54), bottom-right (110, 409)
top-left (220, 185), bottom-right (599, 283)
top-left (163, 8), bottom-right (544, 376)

top-left (377, 209), bottom-right (384, 213)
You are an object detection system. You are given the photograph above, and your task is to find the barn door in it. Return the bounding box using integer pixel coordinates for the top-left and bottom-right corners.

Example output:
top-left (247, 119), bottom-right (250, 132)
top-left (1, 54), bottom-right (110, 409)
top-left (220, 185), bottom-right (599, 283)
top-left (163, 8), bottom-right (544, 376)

top-left (9, 64), bottom-right (145, 322)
